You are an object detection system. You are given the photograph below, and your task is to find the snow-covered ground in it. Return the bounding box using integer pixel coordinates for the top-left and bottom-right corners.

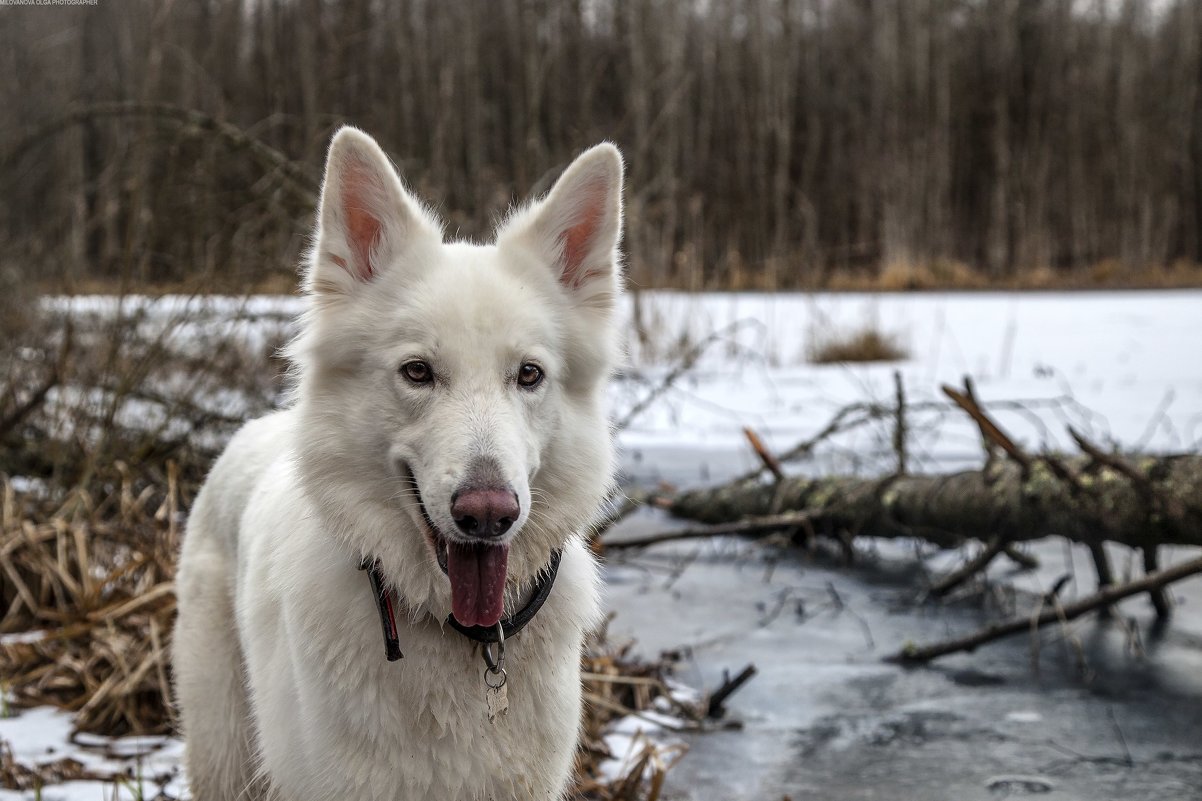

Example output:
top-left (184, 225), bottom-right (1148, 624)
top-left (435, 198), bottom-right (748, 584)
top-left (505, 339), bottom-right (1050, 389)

top-left (4, 289), bottom-right (1200, 800)
top-left (0, 707), bottom-right (184, 800)
top-left (613, 289), bottom-right (1202, 484)
top-left (37, 288), bottom-right (1202, 480)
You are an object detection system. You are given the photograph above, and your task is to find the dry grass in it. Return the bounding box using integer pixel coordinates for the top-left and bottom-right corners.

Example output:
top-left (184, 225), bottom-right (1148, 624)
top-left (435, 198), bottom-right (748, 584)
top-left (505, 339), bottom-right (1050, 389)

top-left (0, 296), bottom-right (285, 494)
top-left (628, 250), bottom-right (1202, 292)
top-left (575, 636), bottom-right (693, 800)
top-left (34, 256), bottom-right (1202, 297)
top-left (808, 327), bottom-right (909, 365)
top-left (0, 463), bottom-right (690, 799)
top-left (873, 259), bottom-right (988, 291)
top-left (823, 258), bottom-right (1202, 292)
top-left (39, 270), bottom-right (300, 299)
top-left (0, 469), bottom-right (181, 736)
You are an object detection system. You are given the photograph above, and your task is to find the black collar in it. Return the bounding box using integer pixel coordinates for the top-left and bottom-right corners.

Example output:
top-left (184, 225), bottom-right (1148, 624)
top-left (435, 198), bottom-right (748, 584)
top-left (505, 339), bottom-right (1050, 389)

top-left (359, 549), bottom-right (563, 662)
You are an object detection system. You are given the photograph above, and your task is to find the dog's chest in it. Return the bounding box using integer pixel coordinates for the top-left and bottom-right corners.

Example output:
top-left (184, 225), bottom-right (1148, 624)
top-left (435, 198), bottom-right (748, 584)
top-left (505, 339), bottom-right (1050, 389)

top-left (289, 613), bottom-right (581, 801)
top-left (238, 525), bottom-right (595, 800)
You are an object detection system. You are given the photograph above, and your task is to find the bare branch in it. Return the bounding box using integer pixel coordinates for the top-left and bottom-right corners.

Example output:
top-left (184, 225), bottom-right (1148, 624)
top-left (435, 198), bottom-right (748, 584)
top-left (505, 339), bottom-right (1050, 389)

top-left (886, 555), bottom-right (1202, 665)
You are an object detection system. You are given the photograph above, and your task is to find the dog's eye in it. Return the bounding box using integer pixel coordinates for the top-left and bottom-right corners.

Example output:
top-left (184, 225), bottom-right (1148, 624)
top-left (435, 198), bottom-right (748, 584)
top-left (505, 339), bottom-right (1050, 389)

top-left (517, 362), bottom-right (544, 389)
top-left (401, 360), bottom-right (434, 384)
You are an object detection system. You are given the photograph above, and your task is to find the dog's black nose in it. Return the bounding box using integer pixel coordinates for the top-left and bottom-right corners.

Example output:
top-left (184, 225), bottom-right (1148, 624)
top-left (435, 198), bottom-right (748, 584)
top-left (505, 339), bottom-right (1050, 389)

top-left (451, 487), bottom-right (520, 538)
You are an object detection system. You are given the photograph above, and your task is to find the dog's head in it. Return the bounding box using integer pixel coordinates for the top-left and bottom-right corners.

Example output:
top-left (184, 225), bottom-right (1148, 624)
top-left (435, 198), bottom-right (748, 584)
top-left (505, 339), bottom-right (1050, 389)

top-left (290, 127), bottom-right (623, 626)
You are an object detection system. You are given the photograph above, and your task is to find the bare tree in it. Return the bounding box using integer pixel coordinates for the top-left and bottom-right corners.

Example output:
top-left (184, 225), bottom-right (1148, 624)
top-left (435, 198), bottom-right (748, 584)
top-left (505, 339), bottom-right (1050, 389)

top-left (2, 0), bottom-right (1201, 290)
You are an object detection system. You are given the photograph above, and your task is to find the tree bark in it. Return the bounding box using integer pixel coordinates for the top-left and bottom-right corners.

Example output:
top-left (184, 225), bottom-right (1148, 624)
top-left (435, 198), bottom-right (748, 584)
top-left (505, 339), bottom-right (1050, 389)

top-left (669, 456), bottom-right (1202, 551)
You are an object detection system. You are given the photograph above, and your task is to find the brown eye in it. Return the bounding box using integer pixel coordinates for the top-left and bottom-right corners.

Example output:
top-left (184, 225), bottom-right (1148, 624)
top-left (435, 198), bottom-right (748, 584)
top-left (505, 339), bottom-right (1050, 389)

top-left (517, 362), bottom-right (544, 389)
top-left (401, 360), bottom-right (433, 384)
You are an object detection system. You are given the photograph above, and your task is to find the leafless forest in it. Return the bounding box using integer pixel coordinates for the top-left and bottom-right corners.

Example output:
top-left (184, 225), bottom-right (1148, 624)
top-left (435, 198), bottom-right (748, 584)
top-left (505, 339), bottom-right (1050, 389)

top-left (3, 0), bottom-right (1202, 290)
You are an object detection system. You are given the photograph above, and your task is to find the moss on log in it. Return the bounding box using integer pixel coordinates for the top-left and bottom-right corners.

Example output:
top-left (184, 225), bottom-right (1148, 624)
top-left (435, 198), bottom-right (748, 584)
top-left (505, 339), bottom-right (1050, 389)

top-left (669, 456), bottom-right (1202, 549)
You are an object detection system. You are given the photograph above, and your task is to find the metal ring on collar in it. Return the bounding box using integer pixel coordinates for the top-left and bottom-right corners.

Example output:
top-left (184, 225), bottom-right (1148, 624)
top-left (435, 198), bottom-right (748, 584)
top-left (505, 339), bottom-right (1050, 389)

top-left (484, 666), bottom-right (507, 689)
top-left (482, 621), bottom-right (506, 673)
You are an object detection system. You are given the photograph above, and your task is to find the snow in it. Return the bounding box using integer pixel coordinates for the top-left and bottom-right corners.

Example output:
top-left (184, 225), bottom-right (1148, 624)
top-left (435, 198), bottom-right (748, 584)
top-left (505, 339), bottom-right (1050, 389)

top-left (594, 679), bottom-right (700, 784)
top-left (596, 713), bottom-right (686, 785)
top-left (612, 290), bottom-right (1202, 484)
top-left (0, 707), bottom-right (185, 801)
top-left (6, 288), bottom-right (1198, 797)
top-left (0, 631), bottom-right (51, 646)
top-left (37, 289), bottom-right (1202, 482)
top-left (4, 477), bottom-right (48, 497)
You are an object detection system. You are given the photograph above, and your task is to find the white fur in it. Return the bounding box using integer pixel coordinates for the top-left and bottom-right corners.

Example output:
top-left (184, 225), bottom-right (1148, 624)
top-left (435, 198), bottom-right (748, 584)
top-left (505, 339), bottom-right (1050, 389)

top-left (172, 128), bottom-right (624, 801)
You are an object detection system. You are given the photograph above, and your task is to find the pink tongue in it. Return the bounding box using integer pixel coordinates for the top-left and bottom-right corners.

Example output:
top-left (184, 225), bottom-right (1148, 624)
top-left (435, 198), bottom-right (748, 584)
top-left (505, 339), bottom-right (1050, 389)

top-left (447, 542), bottom-right (509, 628)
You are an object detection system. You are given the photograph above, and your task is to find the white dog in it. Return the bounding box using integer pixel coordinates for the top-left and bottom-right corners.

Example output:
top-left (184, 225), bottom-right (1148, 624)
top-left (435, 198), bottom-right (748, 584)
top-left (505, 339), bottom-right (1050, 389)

top-left (172, 127), bottom-right (624, 800)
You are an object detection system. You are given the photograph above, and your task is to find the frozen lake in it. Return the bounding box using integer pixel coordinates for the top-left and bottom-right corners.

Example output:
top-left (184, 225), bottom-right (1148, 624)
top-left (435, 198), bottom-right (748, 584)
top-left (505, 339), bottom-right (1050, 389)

top-left (603, 289), bottom-right (1202, 800)
top-left (602, 525), bottom-right (1202, 801)
top-left (613, 288), bottom-right (1202, 482)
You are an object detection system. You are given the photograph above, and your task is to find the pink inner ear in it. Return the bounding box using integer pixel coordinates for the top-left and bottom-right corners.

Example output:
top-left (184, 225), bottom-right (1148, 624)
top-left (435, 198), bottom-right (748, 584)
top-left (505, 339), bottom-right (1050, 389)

top-left (340, 160), bottom-right (384, 281)
top-left (559, 182), bottom-right (607, 290)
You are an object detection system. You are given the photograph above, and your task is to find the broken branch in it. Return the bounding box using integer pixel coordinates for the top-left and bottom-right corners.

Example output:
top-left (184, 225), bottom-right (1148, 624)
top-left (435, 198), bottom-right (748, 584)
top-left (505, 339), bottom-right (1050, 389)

top-left (607, 511), bottom-right (814, 550)
top-left (743, 427), bottom-right (784, 481)
top-left (885, 555), bottom-right (1202, 665)
top-left (705, 663), bottom-right (758, 718)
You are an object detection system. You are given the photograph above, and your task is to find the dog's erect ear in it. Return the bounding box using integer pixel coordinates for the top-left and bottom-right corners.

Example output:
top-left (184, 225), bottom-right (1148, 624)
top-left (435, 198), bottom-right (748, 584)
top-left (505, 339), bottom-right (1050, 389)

top-left (499, 144), bottom-right (624, 310)
top-left (309, 127), bottom-right (440, 295)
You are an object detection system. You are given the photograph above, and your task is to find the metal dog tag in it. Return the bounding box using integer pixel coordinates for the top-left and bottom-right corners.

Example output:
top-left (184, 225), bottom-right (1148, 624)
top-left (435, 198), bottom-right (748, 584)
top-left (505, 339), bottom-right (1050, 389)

top-left (482, 623), bottom-right (509, 722)
top-left (486, 669), bottom-right (509, 722)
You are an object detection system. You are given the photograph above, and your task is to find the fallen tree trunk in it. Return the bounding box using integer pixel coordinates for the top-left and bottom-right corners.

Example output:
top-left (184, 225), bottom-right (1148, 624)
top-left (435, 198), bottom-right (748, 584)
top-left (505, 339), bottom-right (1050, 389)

top-left (669, 455), bottom-right (1202, 550)
top-left (652, 379), bottom-right (1202, 654)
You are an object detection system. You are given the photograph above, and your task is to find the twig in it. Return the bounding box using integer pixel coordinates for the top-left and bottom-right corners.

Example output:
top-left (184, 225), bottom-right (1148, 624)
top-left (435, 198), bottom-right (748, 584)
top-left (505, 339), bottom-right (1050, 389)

top-left (893, 370), bottom-right (908, 476)
top-left (1068, 427), bottom-right (1149, 491)
top-left (583, 692), bottom-right (692, 732)
top-left (736, 393), bottom-right (1077, 483)
top-left (606, 511), bottom-right (814, 549)
top-left (742, 427), bottom-right (784, 481)
top-left (885, 554), bottom-right (1202, 665)
top-left (1142, 546), bottom-right (1173, 620)
top-left (1086, 542), bottom-right (1115, 617)
top-left (928, 537), bottom-right (1006, 598)
top-left (0, 320), bottom-right (71, 440)
top-left (1002, 545), bottom-right (1040, 570)
top-left (1067, 425), bottom-right (1176, 620)
top-left (0, 371), bottom-right (58, 440)
top-left (943, 380), bottom-right (1121, 608)
top-left (825, 580), bottom-right (875, 649)
top-left (1107, 707), bottom-right (1134, 768)
top-left (730, 402), bottom-right (896, 482)
top-left (3, 102), bottom-right (319, 203)
top-left (757, 587), bottom-right (796, 627)
top-left (615, 321), bottom-right (755, 432)
top-left (1134, 388), bottom-right (1175, 451)
top-left (1044, 574), bottom-right (1073, 603)
top-left (757, 404), bottom-right (881, 475)
top-left (942, 380), bottom-right (1032, 471)
top-left (705, 664), bottom-right (757, 718)
top-left (1040, 739), bottom-right (1141, 772)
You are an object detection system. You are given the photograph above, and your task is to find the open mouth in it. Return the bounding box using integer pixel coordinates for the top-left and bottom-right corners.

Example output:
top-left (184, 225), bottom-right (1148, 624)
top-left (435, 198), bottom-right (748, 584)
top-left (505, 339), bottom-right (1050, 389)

top-left (406, 471), bottom-right (450, 576)
top-left (401, 465), bottom-right (510, 629)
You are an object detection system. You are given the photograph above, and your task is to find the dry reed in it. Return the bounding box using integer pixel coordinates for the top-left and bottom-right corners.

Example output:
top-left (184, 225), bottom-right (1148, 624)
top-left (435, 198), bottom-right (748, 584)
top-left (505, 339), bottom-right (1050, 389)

top-left (0, 468), bottom-right (688, 799)
top-left (808, 328), bottom-right (909, 365)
